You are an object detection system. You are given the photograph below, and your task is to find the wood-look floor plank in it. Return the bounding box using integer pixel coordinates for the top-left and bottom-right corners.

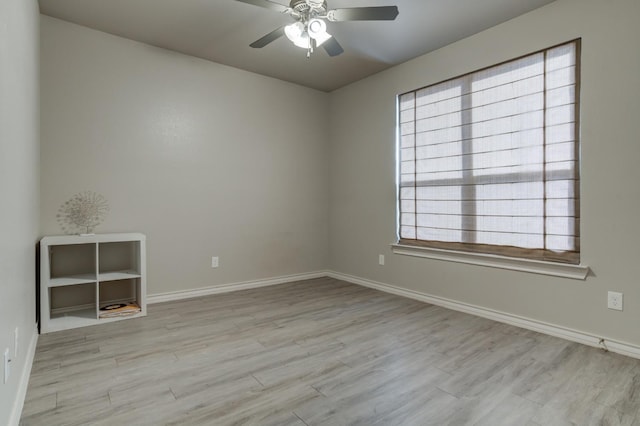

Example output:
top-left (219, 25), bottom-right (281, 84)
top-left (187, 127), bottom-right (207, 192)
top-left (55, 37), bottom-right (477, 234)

top-left (21, 278), bottom-right (640, 426)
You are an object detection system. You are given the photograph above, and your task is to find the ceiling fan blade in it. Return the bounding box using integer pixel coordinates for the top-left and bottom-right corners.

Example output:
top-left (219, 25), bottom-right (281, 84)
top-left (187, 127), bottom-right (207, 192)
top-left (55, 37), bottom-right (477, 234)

top-left (323, 37), bottom-right (344, 57)
top-left (327, 6), bottom-right (399, 22)
top-left (235, 0), bottom-right (289, 13)
top-left (250, 26), bottom-right (286, 48)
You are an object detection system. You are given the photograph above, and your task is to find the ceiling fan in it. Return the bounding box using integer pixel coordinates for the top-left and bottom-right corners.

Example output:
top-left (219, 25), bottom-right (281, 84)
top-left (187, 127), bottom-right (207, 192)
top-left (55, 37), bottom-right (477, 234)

top-left (236, 0), bottom-right (399, 58)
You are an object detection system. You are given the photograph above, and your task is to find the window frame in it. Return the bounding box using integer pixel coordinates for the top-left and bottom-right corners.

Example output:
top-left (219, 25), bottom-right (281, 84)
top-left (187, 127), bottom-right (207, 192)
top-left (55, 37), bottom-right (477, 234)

top-left (396, 39), bottom-right (582, 266)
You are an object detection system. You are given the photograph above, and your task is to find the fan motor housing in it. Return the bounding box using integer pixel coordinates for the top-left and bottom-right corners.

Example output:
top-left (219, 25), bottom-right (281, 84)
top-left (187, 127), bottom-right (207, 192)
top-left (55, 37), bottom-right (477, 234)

top-left (290, 0), bottom-right (327, 15)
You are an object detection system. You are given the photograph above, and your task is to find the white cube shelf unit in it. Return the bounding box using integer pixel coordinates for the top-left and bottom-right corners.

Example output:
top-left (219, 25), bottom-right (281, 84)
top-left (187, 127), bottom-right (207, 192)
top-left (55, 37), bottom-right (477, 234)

top-left (40, 233), bottom-right (147, 333)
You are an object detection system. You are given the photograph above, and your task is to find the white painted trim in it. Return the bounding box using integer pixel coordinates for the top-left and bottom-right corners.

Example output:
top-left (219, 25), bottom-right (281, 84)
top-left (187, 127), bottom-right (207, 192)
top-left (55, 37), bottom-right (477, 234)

top-left (147, 271), bottom-right (328, 304)
top-left (9, 323), bottom-right (38, 426)
top-left (391, 244), bottom-right (590, 280)
top-left (144, 269), bottom-right (638, 359)
top-left (327, 271), bottom-right (640, 360)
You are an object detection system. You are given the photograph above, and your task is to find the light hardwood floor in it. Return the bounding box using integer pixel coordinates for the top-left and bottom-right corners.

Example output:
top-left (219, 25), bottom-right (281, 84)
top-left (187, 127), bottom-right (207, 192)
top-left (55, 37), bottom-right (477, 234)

top-left (21, 278), bottom-right (640, 425)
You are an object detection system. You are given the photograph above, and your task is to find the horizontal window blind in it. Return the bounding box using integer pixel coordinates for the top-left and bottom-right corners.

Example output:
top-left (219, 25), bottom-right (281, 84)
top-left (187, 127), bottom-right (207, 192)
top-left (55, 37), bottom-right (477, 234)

top-left (398, 40), bottom-right (580, 264)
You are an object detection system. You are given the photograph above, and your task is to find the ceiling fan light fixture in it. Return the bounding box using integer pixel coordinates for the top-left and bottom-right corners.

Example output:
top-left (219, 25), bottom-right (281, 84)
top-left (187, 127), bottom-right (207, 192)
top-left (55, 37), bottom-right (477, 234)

top-left (307, 19), bottom-right (331, 47)
top-left (284, 22), bottom-right (309, 48)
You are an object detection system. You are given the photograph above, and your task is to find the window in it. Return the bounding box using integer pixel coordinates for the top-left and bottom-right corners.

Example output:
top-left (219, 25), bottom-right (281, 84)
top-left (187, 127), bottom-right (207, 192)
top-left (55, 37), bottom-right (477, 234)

top-left (398, 40), bottom-right (580, 264)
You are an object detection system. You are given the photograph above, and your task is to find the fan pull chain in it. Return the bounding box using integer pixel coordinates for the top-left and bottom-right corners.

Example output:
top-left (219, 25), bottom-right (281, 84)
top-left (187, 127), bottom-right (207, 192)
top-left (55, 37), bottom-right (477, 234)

top-left (307, 38), bottom-right (316, 59)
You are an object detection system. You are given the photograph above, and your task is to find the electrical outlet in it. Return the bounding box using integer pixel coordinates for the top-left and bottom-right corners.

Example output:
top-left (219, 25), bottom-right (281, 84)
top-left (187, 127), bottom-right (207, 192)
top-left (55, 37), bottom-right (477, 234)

top-left (14, 327), bottom-right (18, 358)
top-left (378, 254), bottom-right (385, 266)
top-left (3, 348), bottom-right (10, 384)
top-left (211, 256), bottom-right (219, 268)
top-left (608, 291), bottom-right (623, 311)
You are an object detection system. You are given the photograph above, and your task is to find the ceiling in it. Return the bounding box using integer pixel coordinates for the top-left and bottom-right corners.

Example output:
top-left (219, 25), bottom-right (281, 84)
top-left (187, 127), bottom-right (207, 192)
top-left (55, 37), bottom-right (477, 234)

top-left (39, 0), bottom-right (557, 92)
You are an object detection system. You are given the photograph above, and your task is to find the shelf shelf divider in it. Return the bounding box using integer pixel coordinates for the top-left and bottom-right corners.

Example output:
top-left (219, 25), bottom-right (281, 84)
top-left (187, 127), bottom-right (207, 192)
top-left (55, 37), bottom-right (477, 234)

top-left (49, 274), bottom-right (97, 288)
top-left (98, 270), bottom-right (142, 282)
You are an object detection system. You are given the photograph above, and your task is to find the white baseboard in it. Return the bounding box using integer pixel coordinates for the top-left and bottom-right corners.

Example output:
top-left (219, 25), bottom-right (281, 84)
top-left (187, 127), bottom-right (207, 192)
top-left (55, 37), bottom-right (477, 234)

top-left (9, 323), bottom-right (38, 426)
top-left (149, 269), bottom-right (640, 359)
top-left (327, 271), bottom-right (640, 360)
top-left (147, 271), bottom-right (328, 304)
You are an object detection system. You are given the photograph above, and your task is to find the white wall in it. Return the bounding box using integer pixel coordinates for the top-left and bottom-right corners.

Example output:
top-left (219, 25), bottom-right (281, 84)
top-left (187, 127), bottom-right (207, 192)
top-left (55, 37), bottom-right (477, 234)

top-left (40, 16), bottom-right (330, 296)
top-left (0, 0), bottom-right (40, 423)
top-left (37, 0), bottom-right (640, 350)
top-left (329, 0), bottom-right (640, 346)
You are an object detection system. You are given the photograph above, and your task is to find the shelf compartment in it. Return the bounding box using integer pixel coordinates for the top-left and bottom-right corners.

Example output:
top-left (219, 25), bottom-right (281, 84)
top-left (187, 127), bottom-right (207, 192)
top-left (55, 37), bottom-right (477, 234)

top-left (50, 283), bottom-right (97, 321)
top-left (99, 278), bottom-right (140, 310)
top-left (49, 243), bottom-right (96, 280)
top-left (99, 241), bottom-right (141, 275)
